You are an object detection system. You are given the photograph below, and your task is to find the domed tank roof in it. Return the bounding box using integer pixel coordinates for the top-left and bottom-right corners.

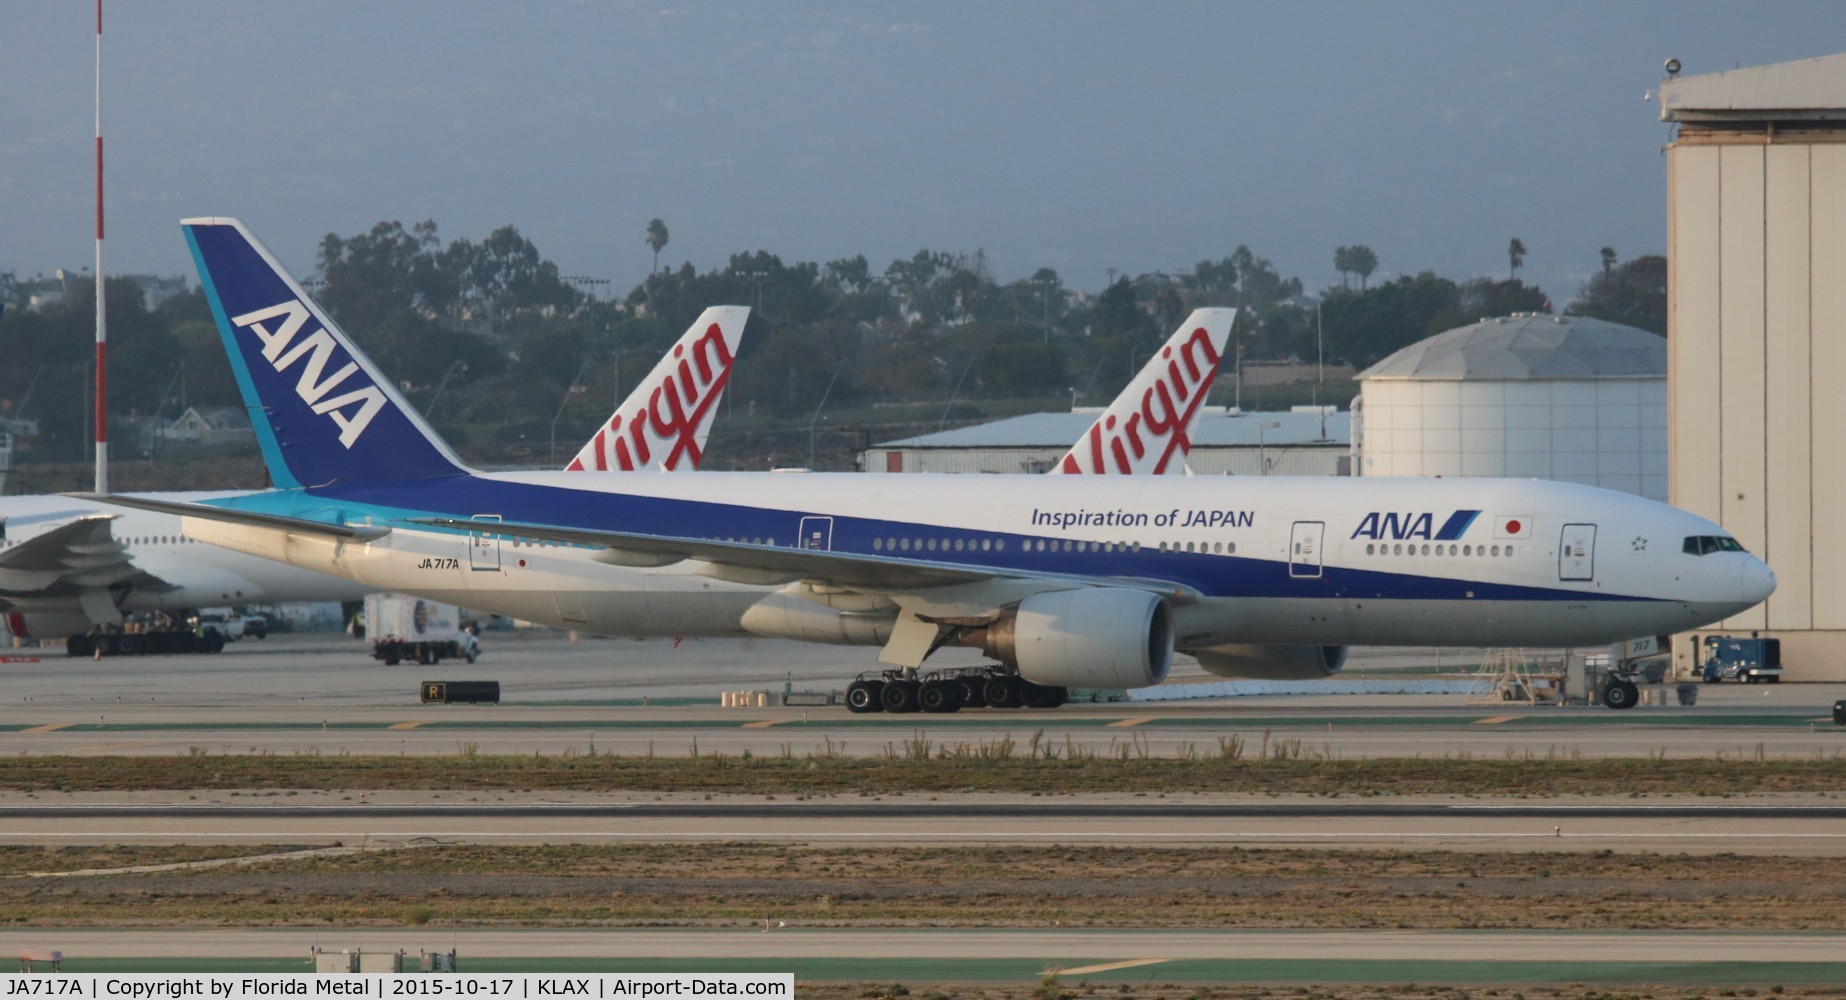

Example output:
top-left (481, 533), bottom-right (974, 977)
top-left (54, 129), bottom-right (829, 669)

top-left (1357, 314), bottom-right (1666, 381)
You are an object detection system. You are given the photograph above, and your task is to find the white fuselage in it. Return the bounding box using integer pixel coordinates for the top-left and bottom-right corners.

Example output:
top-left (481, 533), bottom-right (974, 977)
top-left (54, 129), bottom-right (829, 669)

top-left (184, 471), bottom-right (1773, 651)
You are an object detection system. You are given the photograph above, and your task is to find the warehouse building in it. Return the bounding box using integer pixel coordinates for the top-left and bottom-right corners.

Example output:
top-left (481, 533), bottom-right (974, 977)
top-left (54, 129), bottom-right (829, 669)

top-left (864, 408), bottom-right (1349, 476)
top-left (1661, 52), bottom-right (1846, 681)
top-left (1353, 314), bottom-right (1668, 501)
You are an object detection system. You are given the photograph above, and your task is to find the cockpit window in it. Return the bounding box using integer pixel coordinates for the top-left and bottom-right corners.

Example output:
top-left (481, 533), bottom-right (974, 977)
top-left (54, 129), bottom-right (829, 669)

top-left (1683, 535), bottom-right (1745, 556)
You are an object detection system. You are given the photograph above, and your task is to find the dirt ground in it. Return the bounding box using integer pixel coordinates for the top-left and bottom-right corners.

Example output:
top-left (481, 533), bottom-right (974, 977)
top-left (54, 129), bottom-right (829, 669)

top-left (6, 843), bottom-right (1842, 929)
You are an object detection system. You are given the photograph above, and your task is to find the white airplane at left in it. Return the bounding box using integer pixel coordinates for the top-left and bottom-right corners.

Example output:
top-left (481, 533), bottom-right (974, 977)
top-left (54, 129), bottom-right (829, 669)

top-left (0, 303), bottom-right (752, 647)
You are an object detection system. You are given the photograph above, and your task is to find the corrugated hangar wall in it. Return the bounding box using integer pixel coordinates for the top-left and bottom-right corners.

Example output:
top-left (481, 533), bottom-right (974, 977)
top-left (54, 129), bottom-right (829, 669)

top-left (1665, 65), bottom-right (1846, 680)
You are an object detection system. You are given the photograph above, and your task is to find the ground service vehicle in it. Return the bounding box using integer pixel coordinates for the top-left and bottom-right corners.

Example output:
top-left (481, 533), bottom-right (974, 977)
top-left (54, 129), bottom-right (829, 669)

top-left (1701, 635), bottom-right (1783, 683)
top-left (363, 594), bottom-right (478, 665)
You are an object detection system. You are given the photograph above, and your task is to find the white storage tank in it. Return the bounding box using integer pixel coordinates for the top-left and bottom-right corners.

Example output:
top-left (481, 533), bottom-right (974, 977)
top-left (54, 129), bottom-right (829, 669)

top-left (1355, 314), bottom-right (1666, 500)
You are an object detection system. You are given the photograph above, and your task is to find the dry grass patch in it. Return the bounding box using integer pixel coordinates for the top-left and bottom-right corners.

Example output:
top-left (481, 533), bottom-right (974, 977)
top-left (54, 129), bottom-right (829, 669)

top-left (3, 754), bottom-right (1845, 796)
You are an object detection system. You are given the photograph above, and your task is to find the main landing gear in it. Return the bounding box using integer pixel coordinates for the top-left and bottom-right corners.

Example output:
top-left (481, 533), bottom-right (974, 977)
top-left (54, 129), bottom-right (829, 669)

top-left (845, 666), bottom-right (1069, 715)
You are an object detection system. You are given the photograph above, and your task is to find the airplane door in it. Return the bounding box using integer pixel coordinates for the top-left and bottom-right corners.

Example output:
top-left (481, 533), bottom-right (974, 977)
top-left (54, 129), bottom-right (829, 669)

top-left (799, 516), bottom-right (833, 551)
top-left (1289, 521), bottom-right (1325, 579)
top-left (469, 514), bottom-right (502, 571)
top-left (1559, 523), bottom-right (1596, 581)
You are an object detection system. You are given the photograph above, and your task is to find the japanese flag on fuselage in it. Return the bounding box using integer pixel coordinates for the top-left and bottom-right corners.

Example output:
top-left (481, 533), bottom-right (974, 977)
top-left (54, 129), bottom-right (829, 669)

top-left (1494, 516), bottom-right (1533, 539)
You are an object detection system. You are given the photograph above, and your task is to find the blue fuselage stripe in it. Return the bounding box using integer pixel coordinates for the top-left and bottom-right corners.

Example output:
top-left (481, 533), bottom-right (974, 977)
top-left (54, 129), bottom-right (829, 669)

top-left (208, 477), bottom-right (1658, 606)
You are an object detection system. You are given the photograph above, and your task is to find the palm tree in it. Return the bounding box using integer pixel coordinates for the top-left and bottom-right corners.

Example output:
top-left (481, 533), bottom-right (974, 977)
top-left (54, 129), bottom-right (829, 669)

top-left (1349, 245), bottom-right (1378, 290)
top-left (1600, 246), bottom-right (1617, 275)
top-left (646, 219), bottom-right (669, 275)
top-left (1507, 238), bottom-right (1527, 280)
top-left (1333, 246), bottom-right (1352, 289)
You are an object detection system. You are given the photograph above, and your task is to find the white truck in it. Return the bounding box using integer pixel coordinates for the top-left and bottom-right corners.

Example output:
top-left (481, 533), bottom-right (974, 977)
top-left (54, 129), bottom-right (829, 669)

top-left (361, 594), bottom-right (479, 666)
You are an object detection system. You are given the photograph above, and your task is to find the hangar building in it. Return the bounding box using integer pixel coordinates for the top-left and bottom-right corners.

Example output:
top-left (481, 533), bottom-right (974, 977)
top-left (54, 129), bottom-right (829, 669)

top-left (1662, 53), bottom-right (1846, 681)
top-left (864, 408), bottom-right (1349, 476)
top-left (1353, 314), bottom-right (1668, 501)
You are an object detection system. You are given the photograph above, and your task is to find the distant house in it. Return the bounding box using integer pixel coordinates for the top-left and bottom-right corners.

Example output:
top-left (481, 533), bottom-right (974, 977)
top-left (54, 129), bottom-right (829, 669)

top-left (159, 406), bottom-right (252, 445)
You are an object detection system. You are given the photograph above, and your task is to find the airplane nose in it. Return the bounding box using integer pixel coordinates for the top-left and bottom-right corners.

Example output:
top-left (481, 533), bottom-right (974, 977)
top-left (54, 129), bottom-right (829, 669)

top-left (1740, 558), bottom-right (1776, 606)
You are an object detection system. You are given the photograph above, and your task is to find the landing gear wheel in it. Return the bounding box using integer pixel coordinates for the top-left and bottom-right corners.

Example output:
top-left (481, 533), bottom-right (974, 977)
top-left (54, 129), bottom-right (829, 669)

top-left (957, 676), bottom-right (989, 709)
top-left (983, 675), bottom-right (1024, 709)
top-left (1602, 679), bottom-right (1639, 710)
top-left (919, 679), bottom-right (966, 714)
top-left (205, 630), bottom-right (225, 653)
top-left (1020, 682), bottom-right (1068, 709)
top-left (880, 679), bottom-right (922, 714)
top-left (845, 679), bottom-right (886, 714)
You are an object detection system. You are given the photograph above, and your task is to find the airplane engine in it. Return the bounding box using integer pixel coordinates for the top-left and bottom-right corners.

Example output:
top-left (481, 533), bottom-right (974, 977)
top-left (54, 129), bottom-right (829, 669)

top-left (961, 588), bottom-right (1173, 689)
top-left (1189, 643), bottom-right (1348, 680)
top-left (740, 592), bottom-right (893, 646)
top-left (2, 611), bottom-right (96, 644)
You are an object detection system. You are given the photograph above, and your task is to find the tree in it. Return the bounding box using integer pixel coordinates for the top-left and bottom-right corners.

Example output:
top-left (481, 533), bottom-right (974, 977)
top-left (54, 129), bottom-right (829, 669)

top-left (1570, 254), bottom-right (1667, 335)
top-left (1333, 246), bottom-right (1353, 290)
top-left (1348, 245), bottom-right (1378, 290)
top-left (646, 219), bottom-right (669, 276)
top-left (1507, 238), bottom-right (1527, 280)
top-left (1600, 246), bottom-right (1617, 275)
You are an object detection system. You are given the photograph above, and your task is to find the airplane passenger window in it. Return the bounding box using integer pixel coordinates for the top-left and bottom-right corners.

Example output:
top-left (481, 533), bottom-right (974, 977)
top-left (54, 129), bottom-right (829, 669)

top-left (873, 538), bottom-right (883, 551)
top-left (953, 539), bottom-right (964, 552)
top-left (1491, 545), bottom-right (1500, 556)
top-left (981, 539), bottom-right (991, 551)
top-left (1063, 540), bottom-right (1073, 552)
top-left (1159, 542), bottom-right (1168, 553)
top-left (995, 540), bottom-right (1005, 551)
top-left (1228, 543), bottom-right (1236, 554)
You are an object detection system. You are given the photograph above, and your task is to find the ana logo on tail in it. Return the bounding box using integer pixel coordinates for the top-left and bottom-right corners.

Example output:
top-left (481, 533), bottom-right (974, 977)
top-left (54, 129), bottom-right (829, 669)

top-left (1061, 321), bottom-right (1226, 475)
top-left (232, 300), bottom-right (388, 448)
top-left (568, 320), bottom-right (737, 472)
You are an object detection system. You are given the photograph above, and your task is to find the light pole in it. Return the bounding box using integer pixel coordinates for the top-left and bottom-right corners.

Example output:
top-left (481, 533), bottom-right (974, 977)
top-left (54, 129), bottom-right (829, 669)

top-left (426, 360), bottom-right (468, 422)
top-left (1257, 420), bottom-right (1280, 476)
top-left (549, 358), bottom-right (592, 464)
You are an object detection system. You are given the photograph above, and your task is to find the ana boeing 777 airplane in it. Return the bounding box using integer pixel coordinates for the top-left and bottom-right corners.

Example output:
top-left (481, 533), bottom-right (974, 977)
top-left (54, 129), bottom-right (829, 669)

top-left (92, 218), bottom-right (1775, 714)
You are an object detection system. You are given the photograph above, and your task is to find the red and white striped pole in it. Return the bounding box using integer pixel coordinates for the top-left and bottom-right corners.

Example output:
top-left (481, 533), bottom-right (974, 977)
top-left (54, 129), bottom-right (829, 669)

top-left (93, 0), bottom-right (108, 494)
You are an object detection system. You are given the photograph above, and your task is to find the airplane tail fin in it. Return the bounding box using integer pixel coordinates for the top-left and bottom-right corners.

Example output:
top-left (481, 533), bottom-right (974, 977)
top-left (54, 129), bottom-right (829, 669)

top-left (565, 306), bottom-right (750, 472)
top-left (181, 217), bottom-right (469, 489)
top-left (1055, 307), bottom-right (1237, 475)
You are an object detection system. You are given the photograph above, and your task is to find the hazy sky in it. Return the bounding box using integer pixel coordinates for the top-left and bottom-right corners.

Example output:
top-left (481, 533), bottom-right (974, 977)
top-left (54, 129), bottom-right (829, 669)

top-left (6, 2), bottom-right (1841, 305)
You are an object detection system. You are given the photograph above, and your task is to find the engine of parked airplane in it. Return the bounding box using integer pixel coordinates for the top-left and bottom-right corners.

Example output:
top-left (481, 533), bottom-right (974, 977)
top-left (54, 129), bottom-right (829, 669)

top-left (2, 611), bottom-right (96, 645)
top-left (1189, 643), bottom-right (1348, 680)
top-left (739, 592), bottom-right (894, 646)
top-left (959, 588), bottom-right (1173, 689)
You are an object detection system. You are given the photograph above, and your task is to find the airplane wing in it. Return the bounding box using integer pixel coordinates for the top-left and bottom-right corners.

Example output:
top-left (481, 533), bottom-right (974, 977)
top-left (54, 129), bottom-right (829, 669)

top-left (408, 515), bottom-right (1198, 604)
top-left (0, 514), bottom-right (175, 612)
top-left (69, 494), bottom-right (390, 541)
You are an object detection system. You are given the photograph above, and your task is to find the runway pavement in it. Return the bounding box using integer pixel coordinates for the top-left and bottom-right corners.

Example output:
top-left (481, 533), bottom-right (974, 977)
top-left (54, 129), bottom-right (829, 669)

top-left (3, 634), bottom-right (1843, 760)
top-left (7, 928), bottom-right (1846, 985)
top-left (2, 797), bottom-right (1842, 853)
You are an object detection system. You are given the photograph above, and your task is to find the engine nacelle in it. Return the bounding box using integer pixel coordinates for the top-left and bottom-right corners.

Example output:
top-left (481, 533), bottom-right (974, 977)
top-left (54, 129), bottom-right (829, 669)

top-left (961, 588), bottom-right (1172, 689)
top-left (1190, 643), bottom-right (1348, 680)
top-left (740, 592), bottom-right (893, 646)
top-left (2, 611), bottom-right (97, 644)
